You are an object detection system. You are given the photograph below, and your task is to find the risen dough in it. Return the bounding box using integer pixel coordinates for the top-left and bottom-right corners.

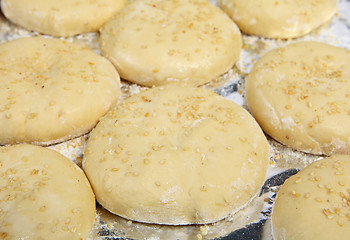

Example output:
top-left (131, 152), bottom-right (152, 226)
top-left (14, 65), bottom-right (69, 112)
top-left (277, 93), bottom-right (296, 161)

top-left (218, 0), bottom-right (337, 38)
top-left (272, 155), bottom-right (350, 240)
top-left (0, 0), bottom-right (127, 36)
top-left (0, 37), bottom-right (121, 145)
top-left (0, 144), bottom-right (96, 240)
top-left (100, 0), bottom-right (242, 87)
top-left (246, 41), bottom-right (350, 155)
top-left (83, 86), bottom-right (269, 225)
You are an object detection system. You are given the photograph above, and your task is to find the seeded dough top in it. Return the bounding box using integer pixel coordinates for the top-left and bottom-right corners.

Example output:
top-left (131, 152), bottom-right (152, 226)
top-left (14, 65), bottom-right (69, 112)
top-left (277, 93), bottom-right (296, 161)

top-left (1, 0), bottom-right (127, 36)
top-left (272, 155), bottom-right (350, 240)
top-left (246, 41), bottom-right (350, 155)
top-left (83, 85), bottom-right (269, 225)
top-left (0, 37), bottom-right (121, 146)
top-left (0, 144), bottom-right (96, 240)
top-left (100, 0), bottom-right (242, 87)
top-left (218, 0), bottom-right (337, 38)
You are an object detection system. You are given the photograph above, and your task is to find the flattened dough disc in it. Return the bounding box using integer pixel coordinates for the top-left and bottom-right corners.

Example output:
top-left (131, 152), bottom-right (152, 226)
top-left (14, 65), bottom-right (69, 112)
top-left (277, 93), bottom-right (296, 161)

top-left (83, 86), bottom-right (269, 225)
top-left (0, 37), bottom-right (121, 145)
top-left (246, 41), bottom-right (350, 155)
top-left (219, 0), bottom-right (337, 38)
top-left (1, 0), bottom-right (127, 36)
top-left (0, 144), bottom-right (96, 240)
top-left (272, 155), bottom-right (350, 240)
top-left (100, 0), bottom-right (242, 87)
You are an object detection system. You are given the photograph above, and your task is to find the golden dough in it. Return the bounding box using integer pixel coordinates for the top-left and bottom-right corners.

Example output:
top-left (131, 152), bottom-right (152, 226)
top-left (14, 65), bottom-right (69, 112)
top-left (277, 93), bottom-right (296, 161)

top-left (100, 0), bottom-right (242, 87)
top-left (83, 86), bottom-right (269, 225)
top-left (0, 37), bottom-right (121, 145)
top-left (219, 0), bottom-right (337, 38)
top-left (0, 144), bottom-right (96, 240)
top-left (272, 155), bottom-right (350, 240)
top-left (1, 0), bottom-right (127, 36)
top-left (246, 41), bottom-right (350, 155)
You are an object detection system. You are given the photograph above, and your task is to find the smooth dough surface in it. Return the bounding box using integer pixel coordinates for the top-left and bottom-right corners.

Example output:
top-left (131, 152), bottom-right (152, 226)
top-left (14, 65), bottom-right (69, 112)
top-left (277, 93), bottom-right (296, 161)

top-left (0, 37), bottom-right (121, 146)
top-left (0, 144), bottom-right (96, 240)
top-left (1, 0), bottom-right (127, 36)
top-left (100, 0), bottom-right (242, 87)
top-left (272, 155), bottom-right (350, 240)
top-left (219, 0), bottom-right (337, 38)
top-left (83, 85), bottom-right (269, 225)
top-left (246, 41), bottom-right (350, 155)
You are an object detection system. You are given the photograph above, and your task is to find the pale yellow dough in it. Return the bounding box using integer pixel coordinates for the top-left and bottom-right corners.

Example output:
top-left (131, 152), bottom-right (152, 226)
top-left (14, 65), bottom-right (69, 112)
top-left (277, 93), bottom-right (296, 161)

top-left (0, 0), bottom-right (127, 37)
top-left (246, 41), bottom-right (350, 155)
top-left (100, 0), bottom-right (242, 87)
top-left (0, 37), bottom-right (121, 145)
top-left (272, 155), bottom-right (350, 240)
top-left (83, 86), bottom-right (269, 225)
top-left (0, 144), bottom-right (96, 240)
top-left (218, 0), bottom-right (337, 38)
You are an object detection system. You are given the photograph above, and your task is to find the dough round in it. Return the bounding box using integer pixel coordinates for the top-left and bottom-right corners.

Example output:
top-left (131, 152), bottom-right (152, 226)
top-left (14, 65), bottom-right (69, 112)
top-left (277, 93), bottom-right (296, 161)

top-left (0, 144), bottom-right (96, 240)
top-left (246, 41), bottom-right (350, 155)
top-left (100, 0), bottom-right (242, 87)
top-left (272, 155), bottom-right (350, 240)
top-left (83, 85), bottom-right (269, 225)
top-left (218, 0), bottom-right (337, 38)
top-left (0, 37), bottom-right (121, 146)
top-left (1, 0), bottom-right (127, 37)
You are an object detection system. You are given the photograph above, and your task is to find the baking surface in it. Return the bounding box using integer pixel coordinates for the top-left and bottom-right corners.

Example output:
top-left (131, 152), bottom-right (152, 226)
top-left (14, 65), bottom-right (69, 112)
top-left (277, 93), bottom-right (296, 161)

top-left (0, 0), bottom-right (350, 239)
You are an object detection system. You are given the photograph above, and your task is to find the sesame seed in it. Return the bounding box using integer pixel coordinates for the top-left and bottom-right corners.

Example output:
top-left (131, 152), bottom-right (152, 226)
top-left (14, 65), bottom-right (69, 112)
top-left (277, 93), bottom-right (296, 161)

top-left (294, 178), bottom-right (302, 184)
top-left (70, 226), bottom-right (77, 233)
top-left (39, 206), bottom-right (46, 212)
top-left (62, 226), bottom-right (69, 231)
top-left (65, 217), bottom-right (71, 224)
top-left (338, 220), bottom-right (344, 227)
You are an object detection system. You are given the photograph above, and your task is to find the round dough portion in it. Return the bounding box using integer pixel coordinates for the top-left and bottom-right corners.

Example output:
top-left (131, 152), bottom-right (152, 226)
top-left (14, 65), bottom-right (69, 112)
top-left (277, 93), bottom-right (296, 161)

top-left (1, 0), bottom-right (127, 37)
top-left (100, 0), bottom-right (242, 87)
top-left (0, 37), bottom-right (121, 146)
top-left (83, 85), bottom-right (269, 225)
top-left (246, 41), bottom-right (350, 155)
top-left (218, 0), bottom-right (337, 38)
top-left (272, 155), bottom-right (350, 240)
top-left (0, 144), bottom-right (96, 240)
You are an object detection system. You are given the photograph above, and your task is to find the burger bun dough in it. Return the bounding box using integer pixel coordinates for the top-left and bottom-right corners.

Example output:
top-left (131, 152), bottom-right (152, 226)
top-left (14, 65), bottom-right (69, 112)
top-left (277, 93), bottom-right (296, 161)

top-left (83, 86), bottom-right (269, 225)
top-left (100, 0), bottom-right (242, 87)
top-left (1, 0), bottom-right (128, 36)
top-left (246, 41), bottom-right (350, 155)
top-left (272, 155), bottom-right (350, 240)
top-left (0, 37), bottom-right (121, 146)
top-left (219, 0), bottom-right (337, 38)
top-left (0, 144), bottom-right (96, 240)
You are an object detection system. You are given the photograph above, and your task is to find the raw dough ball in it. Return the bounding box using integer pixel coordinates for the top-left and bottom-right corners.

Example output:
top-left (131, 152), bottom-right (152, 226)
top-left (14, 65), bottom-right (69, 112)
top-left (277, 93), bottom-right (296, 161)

top-left (83, 85), bottom-right (269, 225)
top-left (218, 0), bottom-right (337, 38)
top-left (272, 155), bottom-right (350, 240)
top-left (0, 144), bottom-right (96, 240)
top-left (246, 41), bottom-right (350, 155)
top-left (0, 37), bottom-right (121, 146)
top-left (100, 0), bottom-right (242, 87)
top-left (0, 0), bottom-right (127, 36)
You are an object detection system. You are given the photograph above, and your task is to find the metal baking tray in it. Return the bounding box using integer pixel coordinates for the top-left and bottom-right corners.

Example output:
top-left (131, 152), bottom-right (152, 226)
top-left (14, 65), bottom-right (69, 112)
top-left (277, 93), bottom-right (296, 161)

top-left (0, 0), bottom-right (349, 239)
